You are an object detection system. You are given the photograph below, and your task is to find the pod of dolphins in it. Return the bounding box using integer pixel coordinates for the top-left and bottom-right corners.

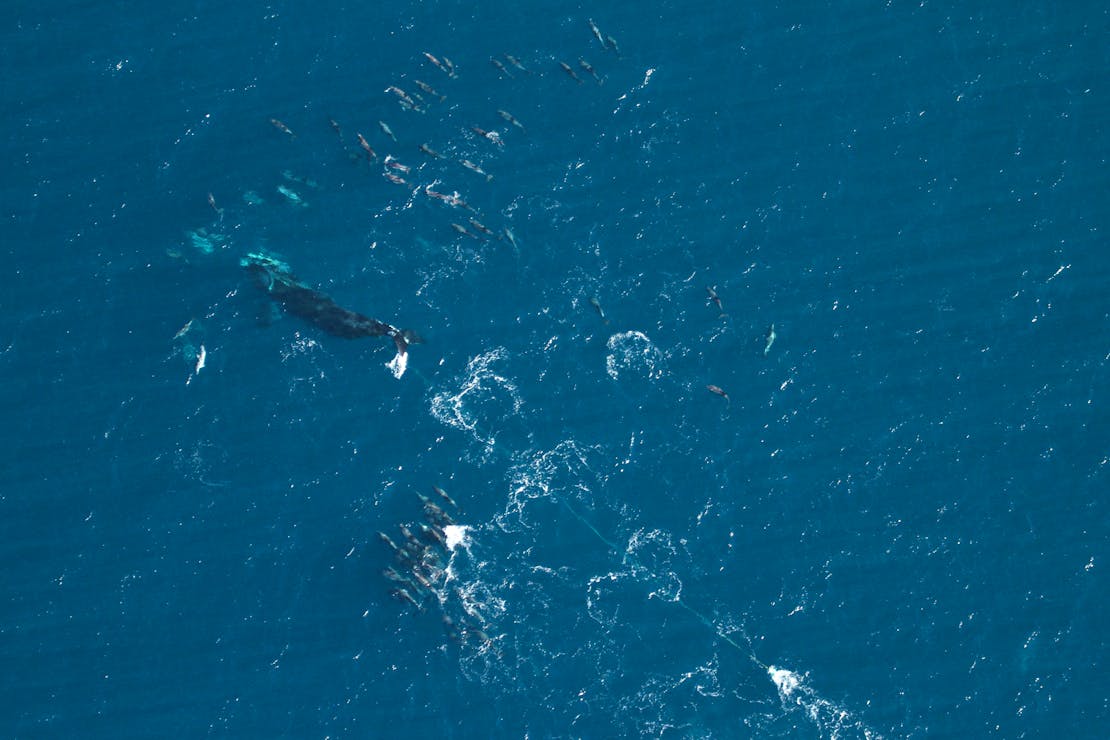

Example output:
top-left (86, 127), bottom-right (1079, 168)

top-left (378, 486), bottom-right (498, 651)
top-left (244, 17), bottom-right (776, 391)
top-left (238, 19), bottom-right (783, 644)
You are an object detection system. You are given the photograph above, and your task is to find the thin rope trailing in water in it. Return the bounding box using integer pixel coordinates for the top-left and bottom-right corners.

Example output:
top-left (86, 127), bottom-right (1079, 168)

top-left (416, 376), bottom-right (880, 738)
top-left (555, 495), bottom-right (623, 553)
top-left (672, 598), bottom-right (766, 668)
top-left (417, 354), bottom-right (768, 666)
top-left (552, 489), bottom-right (767, 668)
top-left (553, 491), bottom-right (883, 738)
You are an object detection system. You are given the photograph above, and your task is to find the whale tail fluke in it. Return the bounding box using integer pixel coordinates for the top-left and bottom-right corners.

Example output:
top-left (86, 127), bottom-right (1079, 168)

top-left (391, 329), bottom-right (424, 357)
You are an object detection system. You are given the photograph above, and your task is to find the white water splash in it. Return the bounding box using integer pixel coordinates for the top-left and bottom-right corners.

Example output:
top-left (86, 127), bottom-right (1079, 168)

top-left (614, 67), bottom-right (657, 114)
top-left (768, 666), bottom-right (882, 739)
top-left (386, 347), bottom-right (408, 378)
top-left (443, 524), bottom-right (468, 551)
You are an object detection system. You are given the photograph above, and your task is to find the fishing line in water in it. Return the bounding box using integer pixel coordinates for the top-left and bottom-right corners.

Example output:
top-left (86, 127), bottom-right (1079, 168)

top-left (417, 350), bottom-right (880, 737)
top-left (424, 352), bottom-right (766, 659)
top-left (543, 476), bottom-right (881, 739)
top-left (548, 485), bottom-right (762, 662)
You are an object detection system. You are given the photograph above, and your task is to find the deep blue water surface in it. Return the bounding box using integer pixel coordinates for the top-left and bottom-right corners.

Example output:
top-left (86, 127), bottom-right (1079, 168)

top-left (2, 2), bottom-right (1107, 737)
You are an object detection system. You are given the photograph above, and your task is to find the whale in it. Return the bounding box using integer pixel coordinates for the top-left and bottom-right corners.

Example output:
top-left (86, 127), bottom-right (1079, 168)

top-left (241, 252), bottom-right (419, 375)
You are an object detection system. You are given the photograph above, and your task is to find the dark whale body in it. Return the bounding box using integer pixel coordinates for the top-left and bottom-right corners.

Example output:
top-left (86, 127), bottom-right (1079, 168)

top-left (241, 252), bottom-right (418, 356)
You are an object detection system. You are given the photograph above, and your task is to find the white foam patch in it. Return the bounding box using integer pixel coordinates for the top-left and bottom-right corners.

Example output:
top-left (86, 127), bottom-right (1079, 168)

top-left (768, 666), bottom-right (801, 696)
top-left (443, 524), bottom-right (468, 551)
top-left (386, 348), bottom-right (408, 378)
top-left (767, 665), bottom-right (882, 739)
top-left (186, 344), bottom-right (207, 386)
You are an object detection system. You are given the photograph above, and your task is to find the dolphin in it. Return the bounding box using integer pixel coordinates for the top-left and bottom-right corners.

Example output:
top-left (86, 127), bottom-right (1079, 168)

top-left (378, 532), bottom-right (402, 555)
top-left (390, 587), bottom-right (424, 612)
top-left (414, 79), bottom-right (446, 102)
top-left (706, 285), bottom-right (724, 314)
top-left (588, 296), bottom-right (609, 324)
top-left (763, 324), bottom-right (777, 356)
top-left (559, 61), bottom-right (583, 84)
top-left (432, 485), bottom-right (459, 510)
top-left (706, 384), bottom-right (730, 406)
top-left (419, 523), bottom-right (448, 549)
top-left (424, 501), bottom-right (455, 527)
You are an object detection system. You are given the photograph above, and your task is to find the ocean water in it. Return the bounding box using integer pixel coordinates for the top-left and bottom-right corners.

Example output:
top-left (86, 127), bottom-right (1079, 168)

top-left (2, 1), bottom-right (1107, 737)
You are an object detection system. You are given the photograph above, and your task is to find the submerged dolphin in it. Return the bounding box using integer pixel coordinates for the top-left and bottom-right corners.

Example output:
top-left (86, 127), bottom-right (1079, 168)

top-left (241, 252), bottom-right (419, 374)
